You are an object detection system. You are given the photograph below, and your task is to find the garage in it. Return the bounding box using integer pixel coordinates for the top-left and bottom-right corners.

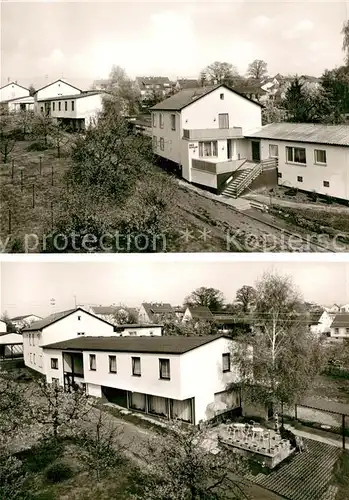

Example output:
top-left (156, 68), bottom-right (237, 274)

top-left (102, 387), bottom-right (128, 408)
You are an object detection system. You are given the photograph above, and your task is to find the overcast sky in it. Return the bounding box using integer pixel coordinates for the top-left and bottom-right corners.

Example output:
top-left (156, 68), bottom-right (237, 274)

top-left (1, 1), bottom-right (348, 90)
top-left (1, 259), bottom-right (348, 317)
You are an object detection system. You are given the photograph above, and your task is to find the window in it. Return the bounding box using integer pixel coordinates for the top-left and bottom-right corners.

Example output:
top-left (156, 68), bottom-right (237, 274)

top-left (132, 356), bottom-right (141, 376)
top-left (278, 172), bottom-right (282, 178)
top-left (52, 102), bottom-right (55, 111)
top-left (220, 93), bottom-right (224, 100)
top-left (40, 106), bottom-right (44, 113)
top-left (199, 141), bottom-right (218, 157)
top-left (160, 137), bottom-right (164, 151)
top-left (89, 354), bottom-right (96, 371)
top-left (58, 102), bottom-right (61, 111)
top-left (77, 332), bottom-right (85, 336)
top-left (109, 355), bottom-right (117, 373)
top-left (159, 359), bottom-right (170, 379)
top-left (335, 328), bottom-right (339, 335)
top-left (159, 113), bottom-right (164, 129)
top-left (71, 101), bottom-right (75, 111)
top-left (64, 101), bottom-right (68, 111)
top-left (30, 353), bottom-right (32, 363)
top-left (315, 149), bottom-right (327, 165)
top-left (29, 334), bottom-right (31, 346)
top-left (286, 146), bottom-right (306, 164)
top-left (152, 135), bottom-right (157, 149)
top-left (39, 355), bottom-right (43, 368)
top-left (78, 316), bottom-right (81, 320)
top-left (218, 113), bottom-right (229, 129)
top-left (222, 353), bottom-right (231, 372)
top-left (269, 144), bottom-right (279, 158)
top-left (323, 181), bottom-right (330, 188)
top-left (51, 358), bottom-right (58, 370)
top-left (297, 176), bottom-right (303, 182)
top-left (171, 114), bottom-right (176, 131)
top-left (152, 113), bottom-right (157, 127)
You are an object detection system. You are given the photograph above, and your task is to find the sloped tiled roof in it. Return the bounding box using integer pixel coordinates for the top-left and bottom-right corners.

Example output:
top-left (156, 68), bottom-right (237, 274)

top-left (151, 84), bottom-right (263, 111)
top-left (42, 334), bottom-right (228, 354)
top-left (308, 310), bottom-right (324, 324)
top-left (187, 306), bottom-right (214, 321)
top-left (142, 303), bottom-right (175, 322)
top-left (177, 79), bottom-right (199, 89)
top-left (23, 307), bottom-right (115, 332)
top-left (331, 313), bottom-right (349, 328)
top-left (11, 314), bottom-right (41, 321)
top-left (245, 123), bottom-right (349, 147)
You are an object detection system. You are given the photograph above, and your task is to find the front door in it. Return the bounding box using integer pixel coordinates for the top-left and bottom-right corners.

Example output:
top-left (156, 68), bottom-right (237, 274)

top-left (252, 141), bottom-right (261, 162)
top-left (227, 139), bottom-right (232, 159)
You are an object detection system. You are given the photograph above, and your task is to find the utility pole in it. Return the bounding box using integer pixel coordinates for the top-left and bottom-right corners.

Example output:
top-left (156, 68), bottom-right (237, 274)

top-left (51, 164), bottom-right (54, 186)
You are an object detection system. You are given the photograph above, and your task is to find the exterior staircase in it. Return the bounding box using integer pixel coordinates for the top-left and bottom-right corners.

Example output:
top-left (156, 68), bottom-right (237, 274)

top-left (222, 158), bottom-right (278, 199)
top-left (222, 161), bottom-right (262, 199)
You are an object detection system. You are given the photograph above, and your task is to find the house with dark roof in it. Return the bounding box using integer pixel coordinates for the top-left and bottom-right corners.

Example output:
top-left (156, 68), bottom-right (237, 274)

top-left (11, 314), bottom-right (43, 331)
top-left (42, 334), bottom-right (241, 424)
top-left (330, 313), bottom-right (349, 339)
top-left (307, 309), bottom-right (333, 336)
top-left (138, 303), bottom-right (176, 324)
top-left (245, 123), bottom-right (349, 201)
top-left (22, 307), bottom-right (116, 375)
top-left (150, 83), bottom-right (274, 196)
top-left (182, 306), bottom-right (214, 323)
top-left (175, 79), bottom-right (200, 91)
top-left (135, 76), bottom-right (173, 100)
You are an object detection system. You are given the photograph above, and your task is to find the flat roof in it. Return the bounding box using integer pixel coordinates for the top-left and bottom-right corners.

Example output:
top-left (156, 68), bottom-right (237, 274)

top-left (42, 334), bottom-right (230, 354)
top-left (37, 91), bottom-right (106, 102)
top-left (245, 122), bottom-right (349, 147)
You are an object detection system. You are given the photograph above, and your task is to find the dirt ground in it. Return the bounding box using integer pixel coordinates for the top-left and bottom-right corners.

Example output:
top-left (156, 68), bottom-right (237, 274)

top-left (1, 139), bottom-right (346, 252)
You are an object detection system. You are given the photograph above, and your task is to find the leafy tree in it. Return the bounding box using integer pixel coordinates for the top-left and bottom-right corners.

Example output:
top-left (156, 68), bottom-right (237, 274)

top-left (0, 372), bottom-right (28, 450)
top-left (342, 20), bottom-right (349, 65)
top-left (232, 272), bottom-right (325, 422)
top-left (50, 121), bottom-right (69, 158)
top-left (235, 286), bottom-right (256, 313)
top-left (28, 84), bottom-right (36, 97)
top-left (142, 88), bottom-right (164, 110)
top-left (282, 77), bottom-right (328, 123)
top-left (262, 100), bottom-right (287, 124)
top-left (0, 455), bottom-right (28, 500)
top-left (0, 114), bottom-right (18, 163)
top-left (184, 287), bottom-right (225, 311)
top-left (246, 59), bottom-right (268, 80)
top-left (320, 67), bottom-right (349, 122)
top-left (32, 112), bottom-right (54, 148)
top-left (30, 380), bottom-right (93, 440)
top-left (102, 65), bottom-right (140, 116)
top-left (203, 61), bottom-right (239, 86)
top-left (14, 110), bottom-right (35, 138)
top-left (113, 308), bottom-right (137, 325)
top-left (138, 420), bottom-right (248, 500)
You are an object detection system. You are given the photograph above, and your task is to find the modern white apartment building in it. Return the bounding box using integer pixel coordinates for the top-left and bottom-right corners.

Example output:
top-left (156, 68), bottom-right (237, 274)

top-left (42, 335), bottom-right (241, 425)
top-left (0, 82), bottom-right (30, 102)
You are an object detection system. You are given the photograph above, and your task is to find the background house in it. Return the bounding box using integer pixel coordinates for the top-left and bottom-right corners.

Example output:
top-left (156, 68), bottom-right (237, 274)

top-left (0, 82), bottom-right (29, 102)
top-left (138, 303), bottom-right (176, 324)
top-left (22, 308), bottom-right (116, 375)
top-left (42, 334), bottom-right (240, 424)
top-left (11, 314), bottom-right (43, 331)
top-left (182, 306), bottom-right (214, 323)
top-left (308, 310), bottom-right (334, 336)
top-left (135, 77), bottom-right (173, 101)
top-left (329, 313), bottom-right (349, 339)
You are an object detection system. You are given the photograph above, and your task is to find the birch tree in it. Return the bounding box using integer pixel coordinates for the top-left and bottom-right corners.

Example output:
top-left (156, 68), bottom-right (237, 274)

top-left (232, 272), bottom-right (325, 421)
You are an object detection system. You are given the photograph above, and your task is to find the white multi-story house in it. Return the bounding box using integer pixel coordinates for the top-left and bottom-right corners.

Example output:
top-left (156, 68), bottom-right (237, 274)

top-left (151, 84), bottom-right (349, 201)
top-left (34, 79), bottom-right (81, 108)
top-left (329, 313), bottom-right (349, 339)
top-left (42, 334), bottom-right (240, 424)
top-left (0, 82), bottom-right (30, 102)
top-left (308, 310), bottom-right (334, 336)
top-left (37, 91), bottom-right (106, 131)
top-left (11, 314), bottom-right (43, 331)
top-left (151, 84), bottom-right (265, 195)
top-left (22, 308), bottom-right (116, 375)
top-left (245, 123), bottom-right (349, 201)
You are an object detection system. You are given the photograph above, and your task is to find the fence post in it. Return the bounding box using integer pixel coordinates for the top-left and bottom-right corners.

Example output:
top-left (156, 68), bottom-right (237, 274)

top-left (342, 414), bottom-right (346, 450)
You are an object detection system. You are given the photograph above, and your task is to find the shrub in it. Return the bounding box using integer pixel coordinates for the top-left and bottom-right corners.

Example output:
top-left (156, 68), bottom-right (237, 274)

top-left (27, 142), bottom-right (49, 152)
top-left (44, 462), bottom-right (73, 483)
top-left (18, 438), bottom-right (64, 473)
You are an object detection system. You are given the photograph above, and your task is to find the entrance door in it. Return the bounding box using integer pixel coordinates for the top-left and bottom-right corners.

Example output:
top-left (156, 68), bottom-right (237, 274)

top-left (252, 141), bottom-right (261, 162)
top-left (227, 139), bottom-right (232, 159)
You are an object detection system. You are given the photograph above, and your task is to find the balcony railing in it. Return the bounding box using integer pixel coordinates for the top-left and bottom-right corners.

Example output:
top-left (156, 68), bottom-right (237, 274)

top-left (191, 157), bottom-right (247, 175)
top-left (183, 127), bottom-right (243, 140)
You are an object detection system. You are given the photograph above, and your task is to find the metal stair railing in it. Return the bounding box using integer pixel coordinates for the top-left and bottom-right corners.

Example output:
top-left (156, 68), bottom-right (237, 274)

top-left (234, 163), bottom-right (263, 197)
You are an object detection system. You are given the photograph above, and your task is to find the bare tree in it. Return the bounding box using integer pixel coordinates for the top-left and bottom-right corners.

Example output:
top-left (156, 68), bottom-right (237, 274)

top-left (235, 286), bottom-right (256, 313)
top-left (14, 110), bottom-right (35, 138)
top-left (78, 410), bottom-right (126, 481)
top-left (50, 121), bottom-right (69, 158)
top-left (137, 420), bottom-right (248, 500)
top-left (246, 59), bottom-right (268, 80)
top-left (203, 61), bottom-right (240, 86)
top-left (32, 112), bottom-right (54, 148)
top-left (31, 380), bottom-right (93, 440)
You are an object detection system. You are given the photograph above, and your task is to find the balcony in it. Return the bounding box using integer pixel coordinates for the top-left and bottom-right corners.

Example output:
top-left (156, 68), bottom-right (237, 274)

top-left (191, 157), bottom-right (247, 175)
top-left (183, 127), bottom-right (243, 141)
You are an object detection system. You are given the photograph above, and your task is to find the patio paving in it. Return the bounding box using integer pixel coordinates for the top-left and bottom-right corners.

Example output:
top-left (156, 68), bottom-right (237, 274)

top-left (246, 438), bottom-right (342, 500)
